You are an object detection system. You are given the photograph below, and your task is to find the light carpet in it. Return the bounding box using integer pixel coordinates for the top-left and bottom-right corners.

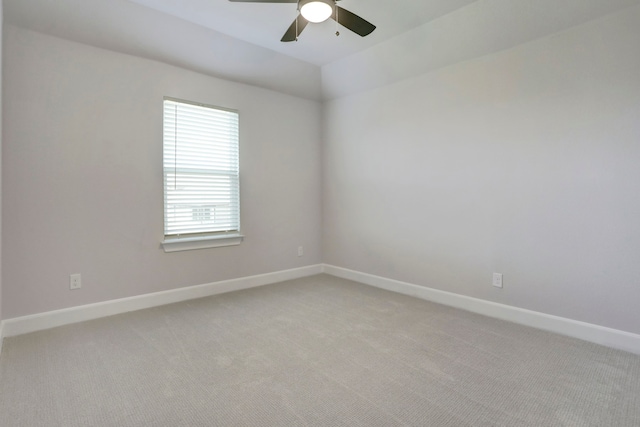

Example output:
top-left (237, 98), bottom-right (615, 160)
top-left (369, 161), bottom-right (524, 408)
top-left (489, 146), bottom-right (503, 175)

top-left (1, 274), bottom-right (639, 426)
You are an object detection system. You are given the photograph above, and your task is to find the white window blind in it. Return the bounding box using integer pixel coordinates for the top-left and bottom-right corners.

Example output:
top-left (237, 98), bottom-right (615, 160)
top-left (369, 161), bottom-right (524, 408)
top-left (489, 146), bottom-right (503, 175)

top-left (163, 98), bottom-right (240, 238)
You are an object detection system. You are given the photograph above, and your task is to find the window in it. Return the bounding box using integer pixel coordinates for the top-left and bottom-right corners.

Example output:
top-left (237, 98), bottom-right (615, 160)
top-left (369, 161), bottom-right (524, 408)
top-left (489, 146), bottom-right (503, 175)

top-left (161, 98), bottom-right (242, 252)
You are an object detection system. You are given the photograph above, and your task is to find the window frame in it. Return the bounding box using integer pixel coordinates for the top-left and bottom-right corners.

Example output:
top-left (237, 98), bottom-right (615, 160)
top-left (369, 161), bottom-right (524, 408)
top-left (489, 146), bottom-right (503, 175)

top-left (161, 97), bottom-right (243, 252)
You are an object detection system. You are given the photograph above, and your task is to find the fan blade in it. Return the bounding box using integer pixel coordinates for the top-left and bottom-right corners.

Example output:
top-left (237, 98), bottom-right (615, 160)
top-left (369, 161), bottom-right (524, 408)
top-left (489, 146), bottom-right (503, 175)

top-left (281, 14), bottom-right (309, 42)
top-left (332, 6), bottom-right (375, 37)
top-left (229, 0), bottom-right (296, 3)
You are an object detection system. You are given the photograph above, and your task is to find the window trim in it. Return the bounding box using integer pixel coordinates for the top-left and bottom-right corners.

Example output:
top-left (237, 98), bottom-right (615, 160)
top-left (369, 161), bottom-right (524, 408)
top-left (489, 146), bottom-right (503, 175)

top-left (161, 233), bottom-right (244, 253)
top-left (161, 97), bottom-right (241, 252)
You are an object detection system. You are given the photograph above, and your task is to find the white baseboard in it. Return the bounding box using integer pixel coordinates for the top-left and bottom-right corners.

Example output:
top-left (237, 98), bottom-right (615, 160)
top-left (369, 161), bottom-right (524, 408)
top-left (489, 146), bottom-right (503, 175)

top-left (323, 264), bottom-right (640, 355)
top-left (3, 263), bottom-right (638, 357)
top-left (1, 265), bottom-right (323, 340)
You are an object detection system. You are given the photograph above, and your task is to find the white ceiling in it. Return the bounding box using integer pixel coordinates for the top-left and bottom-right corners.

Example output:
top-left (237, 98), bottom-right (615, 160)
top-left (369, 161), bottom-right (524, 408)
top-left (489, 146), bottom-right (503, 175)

top-left (125, 0), bottom-right (479, 66)
top-left (5, 0), bottom-right (640, 100)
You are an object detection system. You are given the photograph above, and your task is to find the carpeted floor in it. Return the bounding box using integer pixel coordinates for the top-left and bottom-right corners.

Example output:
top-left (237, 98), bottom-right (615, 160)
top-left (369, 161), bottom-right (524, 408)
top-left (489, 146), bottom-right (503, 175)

top-left (1, 274), bottom-right (639, 426)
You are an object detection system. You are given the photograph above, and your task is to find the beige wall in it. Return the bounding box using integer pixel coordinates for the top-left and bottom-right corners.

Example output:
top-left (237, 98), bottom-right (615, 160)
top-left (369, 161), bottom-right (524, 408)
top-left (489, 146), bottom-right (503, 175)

top-left (323, 6), bottom-right (640, 334)
top-left (2, 26), bottom-right (322, 319)
top-left (3, 4), bottom-right (640, 340)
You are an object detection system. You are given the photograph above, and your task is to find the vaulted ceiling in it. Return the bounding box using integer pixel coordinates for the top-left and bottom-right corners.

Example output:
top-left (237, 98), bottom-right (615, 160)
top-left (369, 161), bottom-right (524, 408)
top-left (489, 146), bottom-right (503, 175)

top-left (125, 0), bottom-right (480, 66)
top-left (5, 0), bottom-right (640, 100)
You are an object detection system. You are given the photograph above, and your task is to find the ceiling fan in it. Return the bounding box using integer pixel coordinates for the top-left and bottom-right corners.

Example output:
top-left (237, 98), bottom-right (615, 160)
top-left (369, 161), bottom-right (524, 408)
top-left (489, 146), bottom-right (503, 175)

top-left (228, 0), bottom-right (376, 42)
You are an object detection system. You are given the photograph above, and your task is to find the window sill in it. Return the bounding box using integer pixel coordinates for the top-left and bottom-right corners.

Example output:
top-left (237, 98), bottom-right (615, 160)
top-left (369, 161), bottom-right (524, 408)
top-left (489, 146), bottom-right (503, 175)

top-left (161, 234), bottom-right (244, 253)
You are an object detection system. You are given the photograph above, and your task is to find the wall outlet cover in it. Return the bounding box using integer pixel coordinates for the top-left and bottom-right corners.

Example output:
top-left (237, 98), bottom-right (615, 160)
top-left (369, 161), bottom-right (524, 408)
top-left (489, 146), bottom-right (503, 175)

top-left (493, 273), bottom-right (503, 288)
top-left (70, 274), bottom-right (82, 290)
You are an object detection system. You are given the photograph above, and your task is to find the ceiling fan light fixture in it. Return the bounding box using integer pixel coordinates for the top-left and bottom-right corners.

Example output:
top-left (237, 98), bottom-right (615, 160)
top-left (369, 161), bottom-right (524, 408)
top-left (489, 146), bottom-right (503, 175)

top-left (299, 0), bottom-right (333, 23)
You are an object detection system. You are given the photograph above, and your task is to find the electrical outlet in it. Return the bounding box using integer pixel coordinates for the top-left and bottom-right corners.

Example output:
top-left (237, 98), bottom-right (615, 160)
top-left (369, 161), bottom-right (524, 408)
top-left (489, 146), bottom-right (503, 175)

top-left (493, 273), bottom-right (503, 288)
top-left (70, 273), bottom-right (82, 290)
top-left (297, 246), bottom-right (304, 257)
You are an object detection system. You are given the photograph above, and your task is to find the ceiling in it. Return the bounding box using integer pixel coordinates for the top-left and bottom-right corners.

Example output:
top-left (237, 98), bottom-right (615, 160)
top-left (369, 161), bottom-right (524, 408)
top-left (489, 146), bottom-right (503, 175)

top-left (5, 0), bottom-right (640, 100)
top-left (125, 0), bottom-right (479, 66)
